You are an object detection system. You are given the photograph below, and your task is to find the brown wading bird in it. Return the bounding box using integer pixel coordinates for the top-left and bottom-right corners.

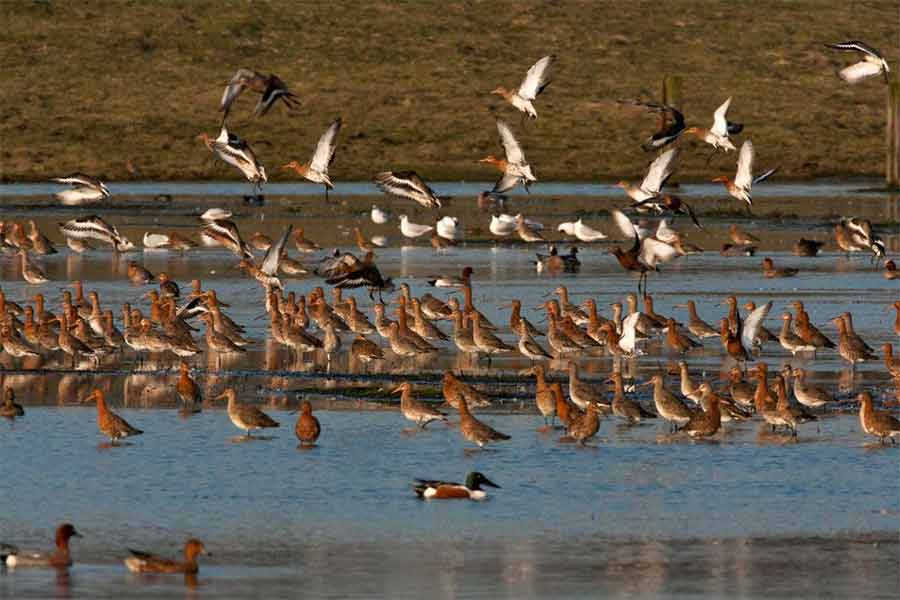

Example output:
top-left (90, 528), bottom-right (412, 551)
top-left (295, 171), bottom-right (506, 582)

top-left (83, 389), bottom-right (143, 443)
top-left (857, 392), bottom-right (900, 444)
top-left (281, 118), bottom-right (342, 201)
top-left (457, 396), bottom-right (510, 448)
top-left (294, 400), bottom-right (321, 446)
top-left (394, 382), bottom-right (447, 429)
top-left (491, 55), bottom-right (555, 121)
top-left (215, 388), bottom-right (278, 437)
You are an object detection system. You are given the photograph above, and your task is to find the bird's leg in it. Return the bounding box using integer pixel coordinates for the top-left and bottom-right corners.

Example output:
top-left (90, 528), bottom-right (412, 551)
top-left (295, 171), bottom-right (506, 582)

top-left (324, 186), bottom-right (329, 203)
top-left (704, 148), bottom-right (717, 167)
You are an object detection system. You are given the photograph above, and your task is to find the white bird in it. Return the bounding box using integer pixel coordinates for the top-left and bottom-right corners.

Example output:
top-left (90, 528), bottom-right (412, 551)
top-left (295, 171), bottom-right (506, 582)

top-left (59, 216), bottom-right (134, 252)
top-left (573, 219), bottom-right (607, 242)
top-left (399, 215), bottom-right (434, 239)
top-left (685, 97), bottom-right (737, 152)
top-left (826, 41), bottom-right (890, 84)
top-left (52, 173), bottom-right (110, 205)
top-left (616, 147), bottom-right (679, 203)
top-left (371, 205), bottom-right (390, 224)
top-left (491, 55), bottom-right (555, 120)
top-left (490, 215), bottom-right (517, 237)
top-left (436, 216), bottom-right (460, 240)
top-left (199, 126), bottom-right (267, 189)
top-left (712, 140), bottom-right (778, 210)
top-left (374, 171), bottom-right (442, 209)
top-left (482, 119), bottom-right (537, 194)
top-left (557, 221), bottom-right (577, 236)
top-left (281, 118), bottom-right (342, 200)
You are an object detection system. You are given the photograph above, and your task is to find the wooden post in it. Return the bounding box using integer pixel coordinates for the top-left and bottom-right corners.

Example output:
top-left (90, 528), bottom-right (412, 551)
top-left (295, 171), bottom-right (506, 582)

top-left (887, 81), bottom-right (900, 190)
top-left (662, 75), bottom-right (683, 111)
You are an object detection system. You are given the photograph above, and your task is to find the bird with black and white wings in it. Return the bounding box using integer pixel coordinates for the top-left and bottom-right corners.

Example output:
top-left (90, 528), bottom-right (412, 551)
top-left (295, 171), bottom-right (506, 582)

top-left (374, 171), bottom-right (442, 209)
top-left (616, 147), bottom-right (680, 203)
top-left (712, 140), bottom-right (778, 210)
top-left (281, 118), bottom-right (342, 200)
top-left (51, 173), bottom-right (111, 205)
top-left (491, 55), bottom-right (555, 119)
top-left (59, 215), bottom-right (134, 252)
top-left (685, 97), bottom-right (737, 152)
top-left (220, 69), bottom-right (299, 118)
top-left (199, 126), bottom-right (267, 188)
top-left (826, 41), bottom-right (890, 84)
top-left (260, 225), bottom-right (293, 277)
top-left (497, 119), bottom-right (537, 189)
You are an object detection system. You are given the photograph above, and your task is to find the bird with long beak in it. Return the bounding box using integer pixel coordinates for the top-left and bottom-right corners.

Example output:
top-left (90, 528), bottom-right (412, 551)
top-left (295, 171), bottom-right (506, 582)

top-left (281, 118), bottom-right (342, 201)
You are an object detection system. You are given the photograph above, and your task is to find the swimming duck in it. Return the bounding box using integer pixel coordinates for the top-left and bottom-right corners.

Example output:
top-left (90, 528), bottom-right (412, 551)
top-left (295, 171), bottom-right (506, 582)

top-left (124, 539), bottom-right (207, 574)
top-left (1, 523), bottom-right (81, 568)
top-left (414, 472), bottom-right (500, 500)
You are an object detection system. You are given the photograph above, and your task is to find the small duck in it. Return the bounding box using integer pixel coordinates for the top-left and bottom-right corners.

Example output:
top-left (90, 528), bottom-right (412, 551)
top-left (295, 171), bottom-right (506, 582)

top-left (884, 260), bottom-right (898, 280)
top-left (414, 472), bottom-right (500, 501)
top-left (1, 523), bottom-right (81, 568)
top-left (761, 257), bottom-right (798, 278)
top-left (127, 262), bottom-right (155, 285)
top-left (124, 539), bottom-right (207, 574)
top-left (0, 388), bottom-right (25, 418)
top-left (793, 238), bottom-right (825, 257)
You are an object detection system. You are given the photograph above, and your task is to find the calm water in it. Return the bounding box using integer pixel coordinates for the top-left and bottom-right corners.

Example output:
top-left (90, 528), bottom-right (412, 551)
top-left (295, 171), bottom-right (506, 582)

top-left (0, 191), bottom-right (898, 598)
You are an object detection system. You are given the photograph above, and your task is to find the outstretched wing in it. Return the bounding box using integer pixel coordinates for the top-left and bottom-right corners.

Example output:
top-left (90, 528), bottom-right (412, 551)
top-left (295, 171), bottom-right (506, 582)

top-left (517, 55), bottom-right (555, 101)
top-left (741, 301), bottom-right (772, 353)
top-left (261, 225), bottom-right (294, 276)
top-left (310, 118), bottom-right (342, 172)
top-left (609, 209), bottom-right (638, 240)
top-left (826, 41), bottom-right (884, 60)
top-left (640, 147), bottom-right (679, 195)
top-left (734, 140), bottom-right (754, 189)
top-left (220, 68), bottom-right (255, 116)
top-left (496, 119), bottom-right (526, 164)
top-left (710, 97), bottom-right (732, 137)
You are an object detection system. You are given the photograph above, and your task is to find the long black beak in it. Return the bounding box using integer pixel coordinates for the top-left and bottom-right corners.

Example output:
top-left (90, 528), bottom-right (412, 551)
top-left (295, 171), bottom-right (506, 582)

top-left (482, 477), bottom-right (500, 489)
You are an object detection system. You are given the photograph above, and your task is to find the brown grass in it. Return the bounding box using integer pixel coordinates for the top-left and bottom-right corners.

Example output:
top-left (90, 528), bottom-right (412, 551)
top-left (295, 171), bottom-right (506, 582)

top-left (1, 1), bottom-right (897, 183)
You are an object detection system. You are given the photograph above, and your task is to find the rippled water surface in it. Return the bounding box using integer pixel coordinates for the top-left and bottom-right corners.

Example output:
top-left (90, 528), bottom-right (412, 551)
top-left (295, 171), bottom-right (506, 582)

top-left (0, 189), bottom-right (898, 598)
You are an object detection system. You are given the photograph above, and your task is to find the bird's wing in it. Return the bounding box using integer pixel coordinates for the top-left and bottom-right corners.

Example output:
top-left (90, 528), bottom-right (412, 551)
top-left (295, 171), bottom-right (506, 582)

top-left (640, 147), bottom-right (679, 194)
top-left (261, 225), bottom-right (293, 276)
top-left (517, 55), bottom-right (555, 100)
top-left (220, 69), bottom-right (255, 115)
top-left (753, 166), bottom-right (778, 184)
top-left (619, 313), bottom-right (641, 352)
top-left (826, 41), bottom-right (884, 60)
top-left (609, 209), bottom-right (638, 240)
top-left (374, 171), bottom-right (431, 200)
top-left (310, 118), bottom-right (342, 172)
top-left (710, 97), bottom-right (732, 137)
top-left (734, 140), bottom-right (755, 189)
top-left (837, 61), bottom-right (883, 83)
top-left (496, 119), bottom-right (526, 164)
top-left (639, 238), bottom-right (679, 269)
top-left (741, 301), bottom-right (772, 352)
top-left (491, 172), bottom-right (521, 194)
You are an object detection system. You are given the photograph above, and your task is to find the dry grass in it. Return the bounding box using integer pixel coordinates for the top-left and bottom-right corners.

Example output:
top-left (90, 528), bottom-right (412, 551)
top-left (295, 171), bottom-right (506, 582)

top-left (1, 1), bottom-right (897, 183)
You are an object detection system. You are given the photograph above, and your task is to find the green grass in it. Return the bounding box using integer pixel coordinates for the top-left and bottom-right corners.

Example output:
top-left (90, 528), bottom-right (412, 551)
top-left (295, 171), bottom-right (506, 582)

top-left (1, 1), bottom-right (898, 183)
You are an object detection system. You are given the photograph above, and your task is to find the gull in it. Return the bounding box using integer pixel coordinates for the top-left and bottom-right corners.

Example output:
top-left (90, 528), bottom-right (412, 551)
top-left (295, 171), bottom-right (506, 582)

top-left (489, 215), bottom-right (517, 237)
top-left (480, 119), bottom-right (537, 193)
top-left (399, 215), bottom-right (434, 239)
top-left (436, 216), bottom-right (461, 240)
top-left (825, 41), bottom-right (890, 84)
top-left (198, 126), bottom-right (267, 190)
top-left (557, 221), bottom-right (576, 236)
top-left (616, 147), bottom-right (679, 203)
top-left (371, 205), bottom-right (390, 224)
top-left (374, 171), bottom-right (442, 209)
top-left (711, 140), bottom-right (778, 213)
top-left (281, 117), bottom-right (342, 200)
top-left (59, 216), bottom-right (134, 252)
top-left (685, 97), bottom-right (737, 157)
top-left (491, 55), bottom-right (555, 120)
top-left (51, 173), bottom-right (110, 205)
top-left (573, 219), bottom-right (607, 242)
top-left (220, 68), bottom-right (298, 118)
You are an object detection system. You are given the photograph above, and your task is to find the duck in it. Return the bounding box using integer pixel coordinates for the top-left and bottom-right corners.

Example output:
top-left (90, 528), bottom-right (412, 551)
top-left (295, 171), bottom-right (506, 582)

top-left (793, 238), bottom-right (826, 257)
top-left (124, 539), bottom-right (207, 574)
top-left (214, 388), bottom-right (278, 436)
top-left (1, 523), bottom-right (81, 568)
top-left (280, 117), bottom-right (342, 200)
top-left (414, 472), bottom-right (500, 500)
top-left (0, 388), bottom-right (24, 418)
top-left (884, 260), bottom-right (898, 280)
top-left (490, 54), bottom-right (555, 120)
top-left (761, 257), bottom-right (798, 278)
top-left (294, 400), bottom-right (321, 446)
top-left (427, 266), bottom-right (473, 288)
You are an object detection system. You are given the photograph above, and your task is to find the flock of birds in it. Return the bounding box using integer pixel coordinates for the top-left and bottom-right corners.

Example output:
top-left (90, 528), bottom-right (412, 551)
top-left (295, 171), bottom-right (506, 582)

top-left (1, 39), bottom-right (898, 578)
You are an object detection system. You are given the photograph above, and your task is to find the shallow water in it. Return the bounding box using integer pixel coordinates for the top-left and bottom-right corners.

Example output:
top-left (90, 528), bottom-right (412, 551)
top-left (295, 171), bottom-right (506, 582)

top-left (0, 191), bottom-right (898, 598)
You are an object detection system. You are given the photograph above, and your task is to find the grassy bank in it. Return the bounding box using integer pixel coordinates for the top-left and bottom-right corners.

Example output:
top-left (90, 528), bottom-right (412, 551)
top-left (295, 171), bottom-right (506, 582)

top-left (1, 1), bottom-right (897, 183)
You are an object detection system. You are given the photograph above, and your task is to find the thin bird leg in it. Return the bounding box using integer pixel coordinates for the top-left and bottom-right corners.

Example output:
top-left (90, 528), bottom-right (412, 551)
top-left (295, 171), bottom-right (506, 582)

top-left (704, 148), bottom-right (717, 167)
